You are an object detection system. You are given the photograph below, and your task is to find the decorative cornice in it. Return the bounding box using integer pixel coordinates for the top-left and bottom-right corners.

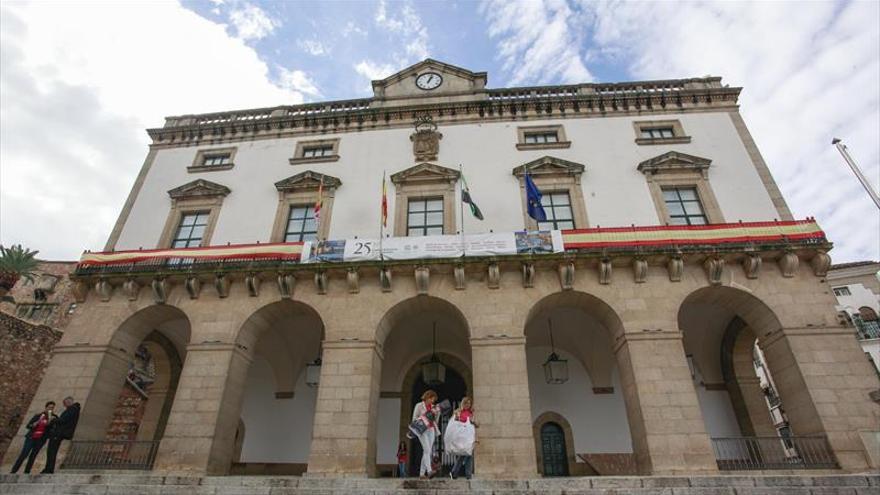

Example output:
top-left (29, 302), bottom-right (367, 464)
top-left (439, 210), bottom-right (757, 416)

top-left (637, 151), bottom-right (712, 175)
top-left (390, 162), bottom-right (460, 185)
top-left (168, 179), bottom-right (231, 199)
top-left (274, 170), bottom-right (342, 192)
top-left (512, 156), bottom-right (585, 178)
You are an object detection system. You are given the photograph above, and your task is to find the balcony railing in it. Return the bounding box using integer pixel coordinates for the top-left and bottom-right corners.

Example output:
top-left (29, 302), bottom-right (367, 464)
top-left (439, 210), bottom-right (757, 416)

top-left (711, 436), bottom-right (837, 471)
top-left (62, 440), bottom-right (160, 470)
top-left (855, 319), bottom-right (880, 340)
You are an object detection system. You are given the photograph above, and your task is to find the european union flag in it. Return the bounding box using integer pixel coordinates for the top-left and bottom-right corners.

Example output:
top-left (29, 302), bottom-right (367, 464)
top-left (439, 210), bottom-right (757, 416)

top-left (525, 173), bottom-right (547, 222)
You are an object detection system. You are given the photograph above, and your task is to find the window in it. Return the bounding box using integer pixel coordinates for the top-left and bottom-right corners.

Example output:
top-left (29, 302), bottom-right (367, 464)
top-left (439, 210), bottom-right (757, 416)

top-left (16, 303), bottom-right (55, 321)
top-left (537, 192), bottom-right (575, 230)
top-left (202, 153), bottom-right (232, 167)
top-left (290, 138), bottom-right (341, 164)
top-left (407, 197), bottom-right (444, 236)
top-left (171, 212), bottom-right (209, 248)
top-left (284, 205), bottom-right (318, 242)
top-left (524, 132), bottom-right (559, 144)
top-left (190, 147), bottom-right (237, 172)
top-left (662, 187), bottom-right (708, 225)
top-left (640, 127), bottom-right (675, 139)
top-left (832, 287), bottom-right (852, 297)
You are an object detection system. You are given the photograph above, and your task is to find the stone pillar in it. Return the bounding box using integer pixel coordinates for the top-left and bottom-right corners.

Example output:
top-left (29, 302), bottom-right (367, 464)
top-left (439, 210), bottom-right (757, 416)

top-left (731, 376), bottom-right (778, 436)
top-left (470, 337), bottom-right (537, 478)
top-left (153, 343), bottom-right (252, 474)
top-left (615, 332), bottom-right (717, 475)
top-left (760, 327), bottom-right (880, 471)
top-left (306, 340), bottom-right (381, 477)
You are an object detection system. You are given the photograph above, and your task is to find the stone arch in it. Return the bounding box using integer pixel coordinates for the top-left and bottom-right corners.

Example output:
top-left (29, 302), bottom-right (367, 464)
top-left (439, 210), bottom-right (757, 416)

top-left (532, 411), bottom-right (576, 477)
top-left (134, 331), bottom-right (183, 443)
top-left (397, 351), bottom-right (473, 441)
top-left (376, 295), bottom-right (471, 348)
top-left (78, 305), bottom-right (191, 441)
top-left (719, 318), bottom-right (775, 437)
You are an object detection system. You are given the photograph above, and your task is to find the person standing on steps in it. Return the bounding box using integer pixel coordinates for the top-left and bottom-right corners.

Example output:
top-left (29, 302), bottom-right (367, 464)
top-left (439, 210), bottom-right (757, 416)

top-left (450, 396), bottom-right (477, 480)
top-left (396, 440), bottom-right (408, 478)
top-left (41, 397), bottom-right (80, 474)
top-left (10, 401), bottom-right (57, 474)
top-left (411, 390), bottom-right (440, 479)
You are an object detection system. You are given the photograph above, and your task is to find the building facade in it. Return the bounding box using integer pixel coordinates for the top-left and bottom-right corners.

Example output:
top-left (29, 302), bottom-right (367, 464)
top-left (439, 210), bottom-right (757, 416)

top-left (3, 60), bottom-right (878, 478)
top-left (827, 261), bottom-right (880, 374)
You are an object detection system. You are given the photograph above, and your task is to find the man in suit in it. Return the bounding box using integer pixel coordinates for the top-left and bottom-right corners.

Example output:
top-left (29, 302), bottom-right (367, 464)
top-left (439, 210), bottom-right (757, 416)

top-left (41, 396), bottom-right (80, 474)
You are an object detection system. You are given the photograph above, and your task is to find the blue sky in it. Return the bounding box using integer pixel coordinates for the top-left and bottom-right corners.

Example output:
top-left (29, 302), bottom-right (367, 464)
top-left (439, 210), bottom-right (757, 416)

top-left (1, 0), bottom-right (878, 262)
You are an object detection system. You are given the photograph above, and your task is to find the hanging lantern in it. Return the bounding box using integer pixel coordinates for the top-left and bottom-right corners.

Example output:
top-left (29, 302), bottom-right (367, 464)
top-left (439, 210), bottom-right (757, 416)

top-left (543, 319), bottom-right (569, 384)
top-left (305, 357), bottom-right (322, 387)
top-left (422, 322), bottom-right (446, 385)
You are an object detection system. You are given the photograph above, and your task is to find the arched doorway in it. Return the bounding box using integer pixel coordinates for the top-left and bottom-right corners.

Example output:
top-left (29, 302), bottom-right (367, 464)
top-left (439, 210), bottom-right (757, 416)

top-left (406, 360), bottom-right (467, 476)
top-left (539, 422), bottom-right (569, 477)
top-left (524, 292), bottom-right (636, 476)
top-left (231, 300), bottom-right (324, 475)
top-left (374, 296), bottom-right (472, 477)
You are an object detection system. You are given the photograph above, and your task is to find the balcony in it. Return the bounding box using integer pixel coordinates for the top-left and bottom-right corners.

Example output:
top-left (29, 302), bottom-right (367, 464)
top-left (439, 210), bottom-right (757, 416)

top-left (711, 436), bottom-right (837, 471)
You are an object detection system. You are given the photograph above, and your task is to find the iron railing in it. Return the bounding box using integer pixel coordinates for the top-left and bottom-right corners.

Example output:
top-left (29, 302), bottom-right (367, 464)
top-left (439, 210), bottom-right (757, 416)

top-left (62, 440), bottom-right (160, 470)
top-left (711, 436), bottom-right (837, 470)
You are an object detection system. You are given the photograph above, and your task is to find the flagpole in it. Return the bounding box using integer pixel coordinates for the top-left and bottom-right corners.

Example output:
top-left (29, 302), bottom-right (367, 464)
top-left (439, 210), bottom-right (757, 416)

top-left (379, 171), bottom-right (385, 261)
top-left (459, 164), bottom-right (466, 258)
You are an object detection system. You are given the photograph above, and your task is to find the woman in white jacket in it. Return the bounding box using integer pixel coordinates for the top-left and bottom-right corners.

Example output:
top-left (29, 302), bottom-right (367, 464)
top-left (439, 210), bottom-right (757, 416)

top-left (411, 390), bottom-right (440, 479)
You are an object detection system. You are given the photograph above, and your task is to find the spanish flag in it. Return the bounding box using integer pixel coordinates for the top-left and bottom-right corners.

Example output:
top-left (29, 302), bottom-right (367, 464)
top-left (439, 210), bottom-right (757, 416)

top-left (314, 176), bottom-right (324, 232)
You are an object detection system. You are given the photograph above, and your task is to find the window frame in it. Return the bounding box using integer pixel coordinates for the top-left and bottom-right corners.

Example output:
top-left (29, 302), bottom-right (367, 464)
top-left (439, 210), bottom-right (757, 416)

top-left (159, 180), bottom-right (229, 249)
top-left (270, 171), bottom-right (340, 242)
top-left (390, 163), bottom-right (459, 237)
top-left (661, 186), bottom-right (709, 226)
top-left (638, 152), bottom-right (724, 225)
top-left (516, 125), bottom-right (571, 150)
top-left (406, 197), bottom-right (445, 237)
top-left (289, 138), bottom-right (341, 165)
top-left (512, 156), bottom-right (588, 231)
top-left (189, 147), bottom-right (237, 172)
top-left (283, 204), bottom-right (319, 242)
top-left (536, 191), bottom-right (576, 231)
top-left (633, 120), bottom-right (691, 145)
top-left (170, 211), bottom-right (212, 248)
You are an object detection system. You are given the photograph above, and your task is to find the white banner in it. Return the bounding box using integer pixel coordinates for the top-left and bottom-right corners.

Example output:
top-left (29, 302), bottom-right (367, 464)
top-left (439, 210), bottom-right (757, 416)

top-left (301, 231), bottom-right (563, 263)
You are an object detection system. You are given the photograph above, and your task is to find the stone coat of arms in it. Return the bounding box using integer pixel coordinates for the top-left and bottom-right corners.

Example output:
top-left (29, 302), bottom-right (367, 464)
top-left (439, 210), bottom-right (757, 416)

top-left (410, 116), bottom-right (442, 162)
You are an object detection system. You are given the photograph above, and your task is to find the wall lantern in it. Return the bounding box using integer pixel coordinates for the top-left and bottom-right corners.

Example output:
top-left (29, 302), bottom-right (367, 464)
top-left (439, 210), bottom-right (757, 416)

top-left (543, 319), bottom-right (569, 384)
top-left (422, 322), bottom-right (446, 386)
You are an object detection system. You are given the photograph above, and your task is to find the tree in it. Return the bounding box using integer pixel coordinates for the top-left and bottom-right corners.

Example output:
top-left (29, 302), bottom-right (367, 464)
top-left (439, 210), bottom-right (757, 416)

top-left (0, 244), bottom-right (40, 298)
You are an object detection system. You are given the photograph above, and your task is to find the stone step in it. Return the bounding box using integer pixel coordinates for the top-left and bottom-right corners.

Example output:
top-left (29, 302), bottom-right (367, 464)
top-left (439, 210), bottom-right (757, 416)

top-left (0, 474), bottom-right (876, 495)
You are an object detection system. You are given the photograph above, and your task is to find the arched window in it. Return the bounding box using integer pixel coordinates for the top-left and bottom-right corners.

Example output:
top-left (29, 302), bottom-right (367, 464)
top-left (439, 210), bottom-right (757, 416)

top-left (539, 422), bottom-right (569, 477)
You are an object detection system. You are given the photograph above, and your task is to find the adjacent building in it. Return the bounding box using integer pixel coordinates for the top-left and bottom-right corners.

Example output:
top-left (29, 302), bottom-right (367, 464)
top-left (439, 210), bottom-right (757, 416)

top-left (3, 60), bottom-right (878, 478)
top-left (827, 261), bottom-right (880, 374)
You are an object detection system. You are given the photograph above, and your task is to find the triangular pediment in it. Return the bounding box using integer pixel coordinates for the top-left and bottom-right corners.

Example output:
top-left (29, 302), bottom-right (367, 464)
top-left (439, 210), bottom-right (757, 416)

top-left (512, 156), bottom-right (586, 177)
top-left (168, 179), bottom-right (231, 199)
top-left (275, 170), bottom-right (342, 192)
top-left (637, 151), bottom-right (712, 175)
top-left (390, 162), bottom-right (460, 185)
top-left (372, 58), bottom-right (487, 99)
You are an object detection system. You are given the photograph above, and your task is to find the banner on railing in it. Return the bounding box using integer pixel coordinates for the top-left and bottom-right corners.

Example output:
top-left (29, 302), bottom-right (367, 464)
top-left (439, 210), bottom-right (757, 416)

top-left (300, 231), bottom-right (564, 263)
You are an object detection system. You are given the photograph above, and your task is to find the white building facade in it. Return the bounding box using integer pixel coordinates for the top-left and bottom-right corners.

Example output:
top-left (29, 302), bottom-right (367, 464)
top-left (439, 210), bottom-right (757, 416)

top-left (5, 60), bottom-right (878, 478)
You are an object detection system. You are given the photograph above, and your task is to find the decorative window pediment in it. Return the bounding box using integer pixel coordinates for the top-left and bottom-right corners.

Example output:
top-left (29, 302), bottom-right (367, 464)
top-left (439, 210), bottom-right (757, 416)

top-left (512, 156), bottom-right (586, 179)
top-left (391, 162), bottom-right (460, 185)
top-left (167, 179), bottom-right (231, 200)
top-left (274, 171), bottom-right (342, 192)
top-left (637, 151), bottom-right (711, 178)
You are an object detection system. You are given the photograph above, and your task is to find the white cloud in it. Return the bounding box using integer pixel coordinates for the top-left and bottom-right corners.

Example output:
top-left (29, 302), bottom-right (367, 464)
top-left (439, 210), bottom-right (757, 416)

top-left (368, 1), bottom-right (430, 70)
top-left (342, 21), bottom-right (368, 38)
top-left (228, 2), bottom-right (279, 41)
top-left (354, 60), bottom-right (397, 81)
top-left (297, 39), bottom-right (329, 56)
top-left (584, 0), bottom-right (880, 262)
top-left (480, 0), bottom-right (593, 85)
top-left (0, 1), bottom-right (315, 259)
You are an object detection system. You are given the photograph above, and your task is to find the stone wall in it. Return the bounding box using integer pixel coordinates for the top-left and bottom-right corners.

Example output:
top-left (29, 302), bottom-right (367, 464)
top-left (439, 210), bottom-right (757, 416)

top-left (0, 312), bottom-right (62, 462)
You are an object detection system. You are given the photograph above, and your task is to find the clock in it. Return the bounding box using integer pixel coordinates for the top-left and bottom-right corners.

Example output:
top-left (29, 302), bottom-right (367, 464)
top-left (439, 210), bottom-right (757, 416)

top-left (415, 72), bottom-right (443, 90)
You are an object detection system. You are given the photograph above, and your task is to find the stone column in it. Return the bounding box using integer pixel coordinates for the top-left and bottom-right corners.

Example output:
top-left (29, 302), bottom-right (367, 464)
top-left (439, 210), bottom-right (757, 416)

top-left (152, 342), bottom-right (252, 474)
top-left (470, 337), bottom-right (537, 478)
top-left (615, 332), bottom-right (717, 475)
top-left (760, 327), bottom-right (880, 471)
top-left (306, 340), bottom-right (381, 477)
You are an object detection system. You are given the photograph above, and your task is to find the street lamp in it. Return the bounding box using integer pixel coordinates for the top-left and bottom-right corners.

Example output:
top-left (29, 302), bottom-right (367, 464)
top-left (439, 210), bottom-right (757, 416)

top-left (422, 322), bottom-right (446, 385)
top-left (543, 319), bottom-right (568, 384)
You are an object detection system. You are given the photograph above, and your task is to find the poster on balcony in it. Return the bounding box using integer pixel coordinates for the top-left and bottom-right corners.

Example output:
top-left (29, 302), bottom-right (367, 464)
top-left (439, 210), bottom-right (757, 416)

top-left (301, 231), bottom-right (563, 263)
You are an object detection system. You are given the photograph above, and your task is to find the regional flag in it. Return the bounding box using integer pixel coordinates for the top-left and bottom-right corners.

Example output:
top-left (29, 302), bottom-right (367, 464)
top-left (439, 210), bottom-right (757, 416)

top-left (460, 172), bottom-right (484, 220)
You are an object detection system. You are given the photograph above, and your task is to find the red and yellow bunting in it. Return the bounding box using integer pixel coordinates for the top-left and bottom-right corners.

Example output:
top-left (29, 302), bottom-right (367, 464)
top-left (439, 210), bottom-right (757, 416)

top-left (561, 219), bottom-right (825, 249)
top-left (79, 242), bottom-right (304, 266)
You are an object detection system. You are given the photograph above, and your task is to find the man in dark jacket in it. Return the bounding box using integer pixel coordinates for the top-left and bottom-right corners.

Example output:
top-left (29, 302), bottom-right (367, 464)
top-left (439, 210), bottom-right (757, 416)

top-left (10, 401), bottom-right (57, 474)
top-left (40, 397), bottom-right (80, 474)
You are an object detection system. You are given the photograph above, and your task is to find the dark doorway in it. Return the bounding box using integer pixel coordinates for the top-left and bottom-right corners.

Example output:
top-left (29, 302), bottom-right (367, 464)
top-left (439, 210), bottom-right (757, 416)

top-left (540, 422), bottom-right (569, 476)
top-left (408, 365), bottom-right (467, 476)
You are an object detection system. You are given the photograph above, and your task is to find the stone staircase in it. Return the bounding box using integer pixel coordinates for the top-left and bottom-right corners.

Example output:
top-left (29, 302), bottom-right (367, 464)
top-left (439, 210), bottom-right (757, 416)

top-left (0, 473), bottom-right (877, 494)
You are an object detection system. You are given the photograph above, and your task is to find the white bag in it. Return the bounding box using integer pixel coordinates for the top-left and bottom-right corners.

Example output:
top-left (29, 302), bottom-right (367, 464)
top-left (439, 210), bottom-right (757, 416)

top-left (444, 418), bottom-right (476, 456)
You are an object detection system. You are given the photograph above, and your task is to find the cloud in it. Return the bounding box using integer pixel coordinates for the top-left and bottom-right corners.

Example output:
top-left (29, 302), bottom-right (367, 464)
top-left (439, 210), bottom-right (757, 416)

top-left (342, 21), bottom-right (368, 38)
top-left (354, 60), bottom-right (397, 81)
top-left (228, 2), bottom-right (279, 41)
top-left (480, 0), bottom-right (593, 85)
top-left (0, 1), bottom-right (315, 259)
top-left (366, 0), bottom-right (430, 72)
top-left (583, 0), bottom-right (880, 262)
top-left (297, 39), bottom-right (329, 56)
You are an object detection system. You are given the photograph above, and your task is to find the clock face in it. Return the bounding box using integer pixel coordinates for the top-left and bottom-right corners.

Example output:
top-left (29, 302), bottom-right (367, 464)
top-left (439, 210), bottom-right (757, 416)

top-left (416, 72), bottom-right (443, 90)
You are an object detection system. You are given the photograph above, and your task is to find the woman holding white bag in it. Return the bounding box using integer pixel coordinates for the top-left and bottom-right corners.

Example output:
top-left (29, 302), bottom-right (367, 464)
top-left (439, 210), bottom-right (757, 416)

top-left (446, 396), bottom-right (478, 480)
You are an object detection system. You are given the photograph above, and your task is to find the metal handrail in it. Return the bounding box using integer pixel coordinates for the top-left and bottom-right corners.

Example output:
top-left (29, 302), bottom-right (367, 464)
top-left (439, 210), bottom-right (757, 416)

top-left (711, 436), bottom-right (837, 470)
top-left (62, 440), bottom-right (160, 470)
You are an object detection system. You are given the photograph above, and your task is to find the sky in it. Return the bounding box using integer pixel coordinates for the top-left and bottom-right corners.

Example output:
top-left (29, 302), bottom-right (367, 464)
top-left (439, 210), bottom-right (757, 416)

top-left (1, 0), bottom-right (878, 263)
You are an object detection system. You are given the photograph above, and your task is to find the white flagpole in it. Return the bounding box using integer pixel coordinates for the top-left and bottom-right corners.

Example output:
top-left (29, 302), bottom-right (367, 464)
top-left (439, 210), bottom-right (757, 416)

top-left (832, 138), bottom-right (880, 210)
top-left (460, 164), bottom-right (466, 258)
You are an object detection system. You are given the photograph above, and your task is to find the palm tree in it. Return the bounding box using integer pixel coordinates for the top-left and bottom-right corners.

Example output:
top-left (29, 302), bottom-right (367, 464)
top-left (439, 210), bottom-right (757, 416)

top-left (0, 244), bottom-right (40, 298)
